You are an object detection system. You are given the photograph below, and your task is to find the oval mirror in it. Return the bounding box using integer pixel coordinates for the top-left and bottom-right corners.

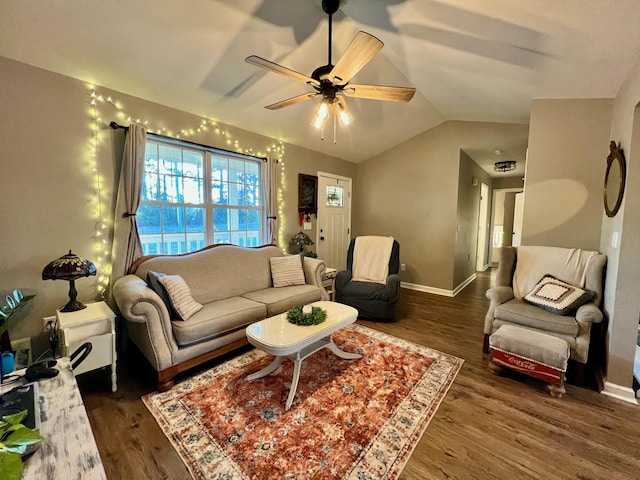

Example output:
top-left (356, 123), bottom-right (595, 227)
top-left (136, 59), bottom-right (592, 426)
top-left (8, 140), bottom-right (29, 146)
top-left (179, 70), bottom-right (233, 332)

top-left (604, 141), bottom-right (626, 217)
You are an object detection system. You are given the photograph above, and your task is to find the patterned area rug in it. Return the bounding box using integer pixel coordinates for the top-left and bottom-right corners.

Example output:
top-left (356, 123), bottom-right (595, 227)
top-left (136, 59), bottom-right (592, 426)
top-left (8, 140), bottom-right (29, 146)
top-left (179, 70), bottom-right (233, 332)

top-left (142, 324), bottom-right (463, 480)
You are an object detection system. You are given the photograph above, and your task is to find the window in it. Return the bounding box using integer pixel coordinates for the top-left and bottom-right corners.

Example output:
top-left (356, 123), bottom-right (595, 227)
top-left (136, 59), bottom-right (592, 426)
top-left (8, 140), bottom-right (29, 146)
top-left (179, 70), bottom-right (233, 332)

top-left (137, 137), bottom-right (263, 255)
top-left (325, 185), bottom-right (344, 207)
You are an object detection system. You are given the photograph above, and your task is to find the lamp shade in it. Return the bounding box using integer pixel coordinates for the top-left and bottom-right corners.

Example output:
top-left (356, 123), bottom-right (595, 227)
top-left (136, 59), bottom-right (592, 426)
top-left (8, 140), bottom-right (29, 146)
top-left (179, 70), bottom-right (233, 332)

top-left (42, 250), bottom-right (96, 312)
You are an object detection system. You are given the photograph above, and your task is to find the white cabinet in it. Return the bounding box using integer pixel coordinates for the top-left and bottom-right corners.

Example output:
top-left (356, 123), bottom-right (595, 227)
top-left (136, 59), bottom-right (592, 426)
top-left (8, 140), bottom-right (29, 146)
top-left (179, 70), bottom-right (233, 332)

top-left (56, 301), bottom-right (117, 392)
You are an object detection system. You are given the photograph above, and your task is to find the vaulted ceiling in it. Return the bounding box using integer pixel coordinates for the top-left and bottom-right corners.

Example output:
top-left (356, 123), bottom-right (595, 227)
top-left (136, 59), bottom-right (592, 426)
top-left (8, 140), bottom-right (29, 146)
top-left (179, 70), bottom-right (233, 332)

top-left (2, 0), bottom-right (639, 178)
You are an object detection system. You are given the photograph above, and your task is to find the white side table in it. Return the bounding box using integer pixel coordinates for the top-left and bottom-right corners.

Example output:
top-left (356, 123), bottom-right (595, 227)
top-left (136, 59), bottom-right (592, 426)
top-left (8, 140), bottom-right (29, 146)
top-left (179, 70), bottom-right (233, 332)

top-left (56, 301), bottom-right (117, 392)
top-left (322, 267), bottom-right (337, 300)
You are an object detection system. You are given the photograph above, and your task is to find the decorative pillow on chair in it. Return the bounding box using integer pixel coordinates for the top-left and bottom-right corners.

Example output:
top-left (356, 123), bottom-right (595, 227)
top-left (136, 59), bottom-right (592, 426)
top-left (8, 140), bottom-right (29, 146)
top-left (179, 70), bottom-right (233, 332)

top-left (157, 274), bottom-right (203, 320)
top-left (270, 255), bottom-right (306, 287)
top-left (524, 274), bottom-right (594, 316)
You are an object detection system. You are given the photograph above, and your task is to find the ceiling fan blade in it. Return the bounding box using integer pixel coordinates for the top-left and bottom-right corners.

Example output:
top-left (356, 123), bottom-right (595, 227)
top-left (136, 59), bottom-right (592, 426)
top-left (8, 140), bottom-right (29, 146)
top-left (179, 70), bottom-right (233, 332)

top-left (342, 84), bottom-right (416, 102)
top-left (265, 93), bottom-right (319, 110)
top-left (329, 31), bottom-right (384, 85)
top-left (245, 55), bottom-right (320, 88)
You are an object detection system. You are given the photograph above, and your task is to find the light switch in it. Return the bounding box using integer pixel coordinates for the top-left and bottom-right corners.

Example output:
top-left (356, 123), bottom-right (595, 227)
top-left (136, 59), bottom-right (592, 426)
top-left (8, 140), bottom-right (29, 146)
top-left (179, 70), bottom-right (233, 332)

top-left (303, 222), bottom-right (312, 230)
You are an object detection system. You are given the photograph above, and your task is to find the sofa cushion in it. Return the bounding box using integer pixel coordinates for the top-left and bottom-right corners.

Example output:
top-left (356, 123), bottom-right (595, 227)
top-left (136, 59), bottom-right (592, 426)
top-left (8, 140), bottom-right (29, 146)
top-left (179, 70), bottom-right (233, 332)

top-left (158, 274), bottom-right (203, 320)
top-left (171, 296), bottom-right (266, 347)
top-left (242, 285), bottom-right (322, 316)
top-left (524, 274), bottom-right (594, 315)
top-left (270, 255), bottom-right (305, 287)
top-left (146, 271), bottom-right (177, 319)
top-left (495, 298), bottom-right (579, 336)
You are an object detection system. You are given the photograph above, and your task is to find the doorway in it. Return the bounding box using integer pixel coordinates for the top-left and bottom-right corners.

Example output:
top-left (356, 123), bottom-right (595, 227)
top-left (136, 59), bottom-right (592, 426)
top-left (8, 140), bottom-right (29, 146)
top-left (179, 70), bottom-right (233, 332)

top-left (316, 172), bottom-right (352, 270)
top-left (476, 182), bottom-right (490, 271)
top-left (513, 191), bottom-right (524, 246)
top-left (490, 188), bottom-right (523, 265)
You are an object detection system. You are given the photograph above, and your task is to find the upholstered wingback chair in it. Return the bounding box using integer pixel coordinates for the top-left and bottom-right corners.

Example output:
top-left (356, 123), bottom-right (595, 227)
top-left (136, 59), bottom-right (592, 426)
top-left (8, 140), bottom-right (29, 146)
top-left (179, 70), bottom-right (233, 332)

top-left (484, 246), bottom-right (607, 382)
top-left (335, 236), bottom-right (400, 320)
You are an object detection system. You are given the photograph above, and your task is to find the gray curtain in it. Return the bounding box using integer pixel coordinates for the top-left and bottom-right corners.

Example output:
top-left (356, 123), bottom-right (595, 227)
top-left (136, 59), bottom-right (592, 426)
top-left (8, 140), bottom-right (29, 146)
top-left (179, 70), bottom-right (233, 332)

top-left (108, 124), bottom-right (147, 302)
top-left (262, 157), bottom-right (278, 245)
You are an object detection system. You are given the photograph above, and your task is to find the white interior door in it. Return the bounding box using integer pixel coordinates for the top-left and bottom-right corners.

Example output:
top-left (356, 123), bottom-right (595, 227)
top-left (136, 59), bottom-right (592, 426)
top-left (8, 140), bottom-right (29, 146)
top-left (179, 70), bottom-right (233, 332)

top-left (476, 183), bottom-right (489, 271)
top-left (513, 192), bottom-right (524, 247)
top-left (316, 172), bottom-right (352, 270)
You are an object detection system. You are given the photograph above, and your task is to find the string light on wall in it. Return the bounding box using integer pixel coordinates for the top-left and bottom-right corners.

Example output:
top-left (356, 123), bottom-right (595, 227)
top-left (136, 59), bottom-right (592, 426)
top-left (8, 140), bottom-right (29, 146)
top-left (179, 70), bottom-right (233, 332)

top-left (89, 87), bottom-right (111, 298)
top-left (88, 85), bottom-right (288, 288)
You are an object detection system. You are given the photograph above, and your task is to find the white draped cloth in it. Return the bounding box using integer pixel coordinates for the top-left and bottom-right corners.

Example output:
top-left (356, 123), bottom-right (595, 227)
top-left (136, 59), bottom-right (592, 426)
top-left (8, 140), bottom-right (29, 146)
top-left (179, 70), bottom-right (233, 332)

top-left (352, 236), bottom-right (394, 284)
top-left (513, 246), bottom-right (597, 298)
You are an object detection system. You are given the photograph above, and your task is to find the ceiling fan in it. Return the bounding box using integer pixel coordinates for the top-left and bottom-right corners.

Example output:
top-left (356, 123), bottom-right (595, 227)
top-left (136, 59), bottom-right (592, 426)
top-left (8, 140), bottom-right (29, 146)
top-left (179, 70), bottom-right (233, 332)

top-left (245, 0), bottom-right (416, 132)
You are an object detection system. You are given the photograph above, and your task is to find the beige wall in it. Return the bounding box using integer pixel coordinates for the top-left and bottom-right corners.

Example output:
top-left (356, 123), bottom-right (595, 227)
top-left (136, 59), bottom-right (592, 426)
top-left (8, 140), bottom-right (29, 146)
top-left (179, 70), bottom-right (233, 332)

top-left (453, 150), bottom-right (493, 287)
top-left (354, 120), bottom-right (528, 292)
top-left (353, 122), bottom-right (457, 290)
top-left (523, 99), bottom-right (613, 250)
top-left (493, 176), bottom-right (524, 190)
top-left (0, 57), bottom-right (354, 352)
top-left (600, 55), bottom-right (640, 389)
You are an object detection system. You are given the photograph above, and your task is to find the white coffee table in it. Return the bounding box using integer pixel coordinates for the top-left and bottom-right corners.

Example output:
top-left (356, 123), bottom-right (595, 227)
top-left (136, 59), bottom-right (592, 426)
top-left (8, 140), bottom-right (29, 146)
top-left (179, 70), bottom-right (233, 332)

top-left (245, 301), bottom-right (361, 410)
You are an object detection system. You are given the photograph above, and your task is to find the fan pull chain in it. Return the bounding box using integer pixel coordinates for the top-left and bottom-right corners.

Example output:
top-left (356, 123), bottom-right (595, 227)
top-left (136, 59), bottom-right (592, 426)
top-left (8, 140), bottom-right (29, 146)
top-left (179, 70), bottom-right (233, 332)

top-left (333, 113), bottom-right (337, 144)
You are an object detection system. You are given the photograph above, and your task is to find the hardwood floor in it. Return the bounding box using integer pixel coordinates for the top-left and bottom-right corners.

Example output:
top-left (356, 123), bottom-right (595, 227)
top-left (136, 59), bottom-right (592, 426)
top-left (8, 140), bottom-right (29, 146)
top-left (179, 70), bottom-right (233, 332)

top-left (77, 271), bottom-right (640, 479)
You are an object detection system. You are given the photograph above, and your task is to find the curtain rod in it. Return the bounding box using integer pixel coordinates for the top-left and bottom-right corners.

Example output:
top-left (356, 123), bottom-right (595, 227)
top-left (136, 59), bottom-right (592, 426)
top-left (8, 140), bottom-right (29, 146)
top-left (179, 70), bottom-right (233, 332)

top-left (109, 121), bottom-right (269, 162)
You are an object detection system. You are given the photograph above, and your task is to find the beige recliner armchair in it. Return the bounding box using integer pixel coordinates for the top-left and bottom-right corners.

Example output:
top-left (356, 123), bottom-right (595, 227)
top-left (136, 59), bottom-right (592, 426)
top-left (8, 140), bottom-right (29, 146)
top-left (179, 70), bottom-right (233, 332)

top-left (484, 246), bottom-right (607, 385)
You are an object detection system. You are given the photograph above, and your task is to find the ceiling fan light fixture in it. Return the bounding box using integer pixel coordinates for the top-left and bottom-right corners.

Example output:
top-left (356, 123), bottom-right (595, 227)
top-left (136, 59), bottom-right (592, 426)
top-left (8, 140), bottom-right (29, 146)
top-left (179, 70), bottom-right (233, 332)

top-left (312, 100), bottom-right (330, 129)
top-left (338, 109), bottom-right (352, 126)
top-left (335, 102), bottom-right (352, 126)
top-left (494, 160), bottom-right (516, 172)
top-left (246, 0), bottom-right (414, 143)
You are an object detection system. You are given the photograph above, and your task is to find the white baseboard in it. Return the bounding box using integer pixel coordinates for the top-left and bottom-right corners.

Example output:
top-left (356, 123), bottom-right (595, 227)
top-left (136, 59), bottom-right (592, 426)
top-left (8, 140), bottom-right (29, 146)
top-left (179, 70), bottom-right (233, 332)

top-left (401, 282), bottom-right (454, 297)
top-left (601, 381), bottom-right (639, 405)
top-left (401, 273), bottom-right (477, 298)
top-left (453, 274), bottom-right (477, 296)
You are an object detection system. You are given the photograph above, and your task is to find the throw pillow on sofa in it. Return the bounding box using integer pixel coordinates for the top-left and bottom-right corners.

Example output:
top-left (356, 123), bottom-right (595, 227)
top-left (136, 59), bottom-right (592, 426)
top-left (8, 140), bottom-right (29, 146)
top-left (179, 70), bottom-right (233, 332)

top-left (147, 271), bottom-right (178, 318)
top-left (523, 274), bottom-right (594, 316)
top-left (270, 255), bottom-right (305, 287)
top-left (157, 274), bottom-right (203, 320)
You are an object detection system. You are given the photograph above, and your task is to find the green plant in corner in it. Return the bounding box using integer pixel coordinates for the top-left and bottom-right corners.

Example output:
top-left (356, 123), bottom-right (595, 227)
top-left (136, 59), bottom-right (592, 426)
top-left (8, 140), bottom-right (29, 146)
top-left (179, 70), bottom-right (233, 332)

top-left (0, 290), bottom-right (35, 350)
top-left (287, 231), bottom-right (318, 258)
top-left (0, 410), bottom-right (44, 480)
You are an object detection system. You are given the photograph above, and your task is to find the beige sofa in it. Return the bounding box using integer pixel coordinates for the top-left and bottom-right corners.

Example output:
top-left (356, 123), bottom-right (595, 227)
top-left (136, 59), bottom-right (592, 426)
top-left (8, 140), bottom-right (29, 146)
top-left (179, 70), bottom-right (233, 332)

top-left (113, 244), bottom-right (328, 391)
